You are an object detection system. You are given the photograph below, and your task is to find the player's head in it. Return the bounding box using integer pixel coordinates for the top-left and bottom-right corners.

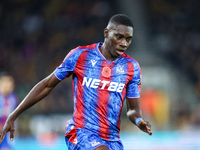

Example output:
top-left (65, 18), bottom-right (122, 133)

top-left (108, 14), bottom-right (134, 29)
top-left (0, 72), bottom-right (15, 95)
top-left (103, 14), bottom-right (134, 60)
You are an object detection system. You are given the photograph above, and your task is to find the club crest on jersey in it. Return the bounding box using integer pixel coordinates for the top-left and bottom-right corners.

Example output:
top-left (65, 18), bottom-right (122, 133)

top-left (116, 64), bottom-right (125, 74)
top-left (102, 67), bottom-right (111, 77)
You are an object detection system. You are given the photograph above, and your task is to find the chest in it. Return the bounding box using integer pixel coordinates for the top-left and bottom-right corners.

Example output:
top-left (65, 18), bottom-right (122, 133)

top-left (74, 53), bottom-right (133, 92)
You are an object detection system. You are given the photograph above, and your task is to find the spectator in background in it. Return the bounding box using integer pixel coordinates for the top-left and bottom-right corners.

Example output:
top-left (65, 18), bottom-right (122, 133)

top-left (0, 73), bottom-right (18, 150)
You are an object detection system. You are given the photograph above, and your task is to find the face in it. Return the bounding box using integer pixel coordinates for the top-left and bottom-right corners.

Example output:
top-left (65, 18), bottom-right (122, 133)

top-left (104, 22), bottom-right (133, 60)
top-left (0, 76), bottom-right (15, 95)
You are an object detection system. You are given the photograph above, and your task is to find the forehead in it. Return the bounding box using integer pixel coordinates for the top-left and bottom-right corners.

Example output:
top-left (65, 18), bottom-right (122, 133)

top-left (107, 22), bottom-right (133, 36)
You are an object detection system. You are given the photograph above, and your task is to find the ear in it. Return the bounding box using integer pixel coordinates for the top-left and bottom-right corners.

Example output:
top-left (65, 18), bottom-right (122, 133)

top-left (104, 28), bottom-right (109, 38)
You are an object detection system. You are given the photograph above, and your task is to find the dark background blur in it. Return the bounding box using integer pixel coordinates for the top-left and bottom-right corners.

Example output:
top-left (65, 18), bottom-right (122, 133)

top-left (0, 0), bottom-right (117, 115)
top-left (1, 0), bottom-right (200, 142)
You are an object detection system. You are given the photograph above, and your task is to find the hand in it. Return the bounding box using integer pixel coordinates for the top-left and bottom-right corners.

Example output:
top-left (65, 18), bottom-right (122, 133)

top-left (137, 120), bottom-right (152, 135)
top-left (0, 116), bottom-right (15, 144)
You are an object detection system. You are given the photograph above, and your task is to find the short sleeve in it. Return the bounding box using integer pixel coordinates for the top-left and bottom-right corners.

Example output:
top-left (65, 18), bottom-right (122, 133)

top-left (54, 47), bottom-right (81, 80)
top-left (126, 61), bottom-right (142, 98)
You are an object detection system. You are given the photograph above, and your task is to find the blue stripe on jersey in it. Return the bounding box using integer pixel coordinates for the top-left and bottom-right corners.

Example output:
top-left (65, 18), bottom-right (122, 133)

top-left (105, 58), bottom-right (130, 139)
top-left (126, 59), bottom-right (141, 98)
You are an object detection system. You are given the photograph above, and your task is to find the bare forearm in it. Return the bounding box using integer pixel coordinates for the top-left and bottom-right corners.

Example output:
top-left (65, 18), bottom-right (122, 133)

top-left (10, 82), bottom-right (50, 120)
top-left (126, 98), bottom-right (143, 125)
top-left (127, 106), bottom-right (142, 124)
top-left (10, 73), bottom-right (60, 120)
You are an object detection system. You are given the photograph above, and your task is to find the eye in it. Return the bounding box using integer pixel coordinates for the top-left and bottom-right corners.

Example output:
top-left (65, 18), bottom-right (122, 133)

top-left (126, 38), bottom-right (132, 43)
top-left (116, 35), bottom-right (122, 40)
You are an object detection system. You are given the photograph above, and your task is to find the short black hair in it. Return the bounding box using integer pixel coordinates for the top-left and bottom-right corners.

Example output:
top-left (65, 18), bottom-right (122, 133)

top-left (109, 14), bottom-right (134, 28)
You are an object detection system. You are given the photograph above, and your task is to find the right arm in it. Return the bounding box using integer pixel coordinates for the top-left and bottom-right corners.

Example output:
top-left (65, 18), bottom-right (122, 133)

top-left (0, 73), bottom-right (60, 143)
top-left (0, 45), bottom-right (81, 143)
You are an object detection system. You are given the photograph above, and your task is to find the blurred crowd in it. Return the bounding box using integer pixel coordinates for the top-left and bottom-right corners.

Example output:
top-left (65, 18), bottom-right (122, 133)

top-left (146, 0), bottom-right (200, 97)
top-left (146, 0), bottom-right (200, 129)
top-left (0, 0), bottom-right (117, 114)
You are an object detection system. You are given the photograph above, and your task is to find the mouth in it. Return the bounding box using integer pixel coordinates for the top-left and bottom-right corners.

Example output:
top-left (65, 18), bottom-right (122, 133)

top-left (116, 49), bottom-right (125, 55)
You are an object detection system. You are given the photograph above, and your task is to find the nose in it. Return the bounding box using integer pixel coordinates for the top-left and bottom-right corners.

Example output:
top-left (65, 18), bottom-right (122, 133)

top-left (120, 39), bottom-right (127, 48)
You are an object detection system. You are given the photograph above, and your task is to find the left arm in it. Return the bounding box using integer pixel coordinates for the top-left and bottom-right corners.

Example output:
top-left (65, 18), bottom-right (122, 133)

top-left (126, 97), bottom-right (152, 135)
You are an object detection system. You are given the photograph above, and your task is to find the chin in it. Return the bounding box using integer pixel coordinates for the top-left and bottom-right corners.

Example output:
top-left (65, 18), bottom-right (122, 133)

top-left (113, 54), bottom-right (121, 59)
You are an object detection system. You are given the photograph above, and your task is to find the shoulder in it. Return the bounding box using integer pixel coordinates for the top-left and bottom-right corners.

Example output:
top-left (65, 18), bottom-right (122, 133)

top-left (122, 53), bottom-right (140, 67)
top-left (69, 43), bottom-right (98, 56)
top-left (78, 43), bottom-right (97, 50)
top-left (64, 43), bottom-right (98, 60)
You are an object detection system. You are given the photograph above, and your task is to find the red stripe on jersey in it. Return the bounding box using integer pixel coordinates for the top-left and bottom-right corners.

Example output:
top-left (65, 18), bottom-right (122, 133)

top-left (65, 128), bottom-right (78, 146)
top-left (127, 60), bottom-right (134, 87)
top-left (96, 63), bottom-right (111, 139)
top-left (79, 43), bottom-right (96, 50)
top-left (97, 90), bottom-right (110, 139)
top-left (73, 51), bottom-right (88, 128)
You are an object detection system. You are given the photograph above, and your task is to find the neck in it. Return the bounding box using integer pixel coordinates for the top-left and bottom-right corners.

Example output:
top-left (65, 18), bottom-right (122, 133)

top-left (99, 43), bottom-right (115, 61)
